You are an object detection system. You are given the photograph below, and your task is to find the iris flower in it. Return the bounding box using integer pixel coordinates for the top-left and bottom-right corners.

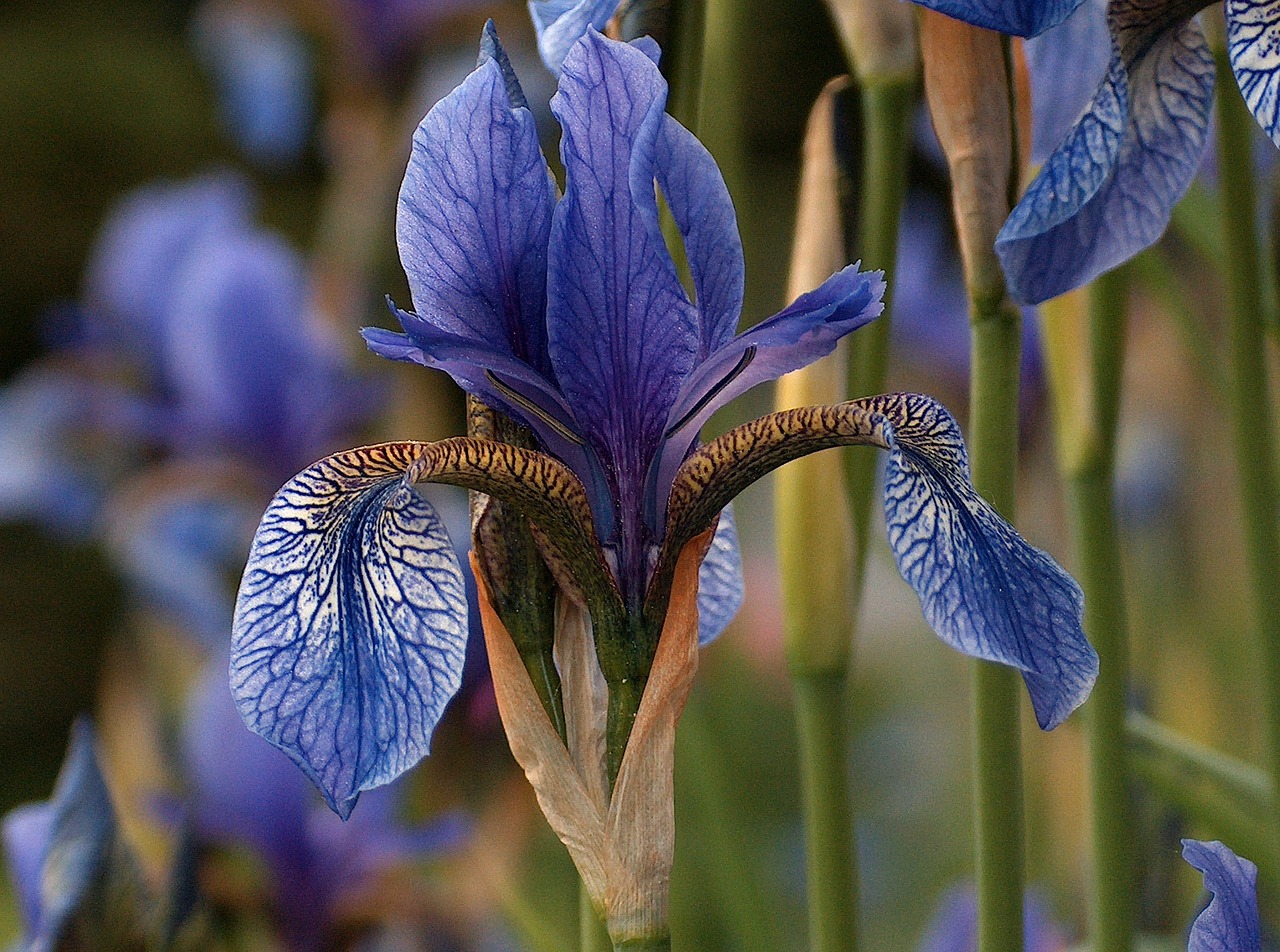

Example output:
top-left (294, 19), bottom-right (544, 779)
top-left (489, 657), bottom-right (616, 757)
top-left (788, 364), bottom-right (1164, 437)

top-left (231, 25), bottom-right (1097, 818)
top-left (912, 0), bottom-right (1277, 304)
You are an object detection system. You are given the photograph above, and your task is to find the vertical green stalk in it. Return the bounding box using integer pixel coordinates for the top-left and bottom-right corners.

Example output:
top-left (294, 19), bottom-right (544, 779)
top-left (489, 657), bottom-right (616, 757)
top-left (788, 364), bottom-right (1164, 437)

top-left (1061, 269), bottom-right (1135, 952)
top-left (968, 290), bottom-right (1025, 952)
top-left (582, 889), bottom-right (611, 952)
top-left (614, 939), bottom-right (672, 951)
top-left (794, 673), bottom-right (857, 952)
top-left (1214, 46), bottom-right (1280, 865)
top-left (844, 78), bottom-right (916, 586)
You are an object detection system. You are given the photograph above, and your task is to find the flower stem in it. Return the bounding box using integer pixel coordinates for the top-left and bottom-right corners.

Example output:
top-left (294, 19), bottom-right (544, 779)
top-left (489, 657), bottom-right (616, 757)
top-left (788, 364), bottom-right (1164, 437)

top-left (614, 938), bottom-right (672, 951)
top-left (844, 77), bottom-right (916, 587)
top-left (794, 673), bottom-right (857, 952)
top-left (582, 886), bottom-right (611, 952)
top-left (1214, 45), bottom-right (1280, 866)
top-left (969, 289), bottom-right (1025, 952)
top-left (1066, 268), bottom-right (1135, 952)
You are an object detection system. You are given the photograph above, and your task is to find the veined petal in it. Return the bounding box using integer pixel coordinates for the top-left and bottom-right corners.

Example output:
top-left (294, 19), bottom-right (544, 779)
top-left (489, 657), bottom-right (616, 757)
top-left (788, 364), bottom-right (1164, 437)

top-left (397, 34), bottom-right (555, 375)
top-left (695, 505), bottom-right (744, 644)
top-left (1227, 0), bottom-right (1280, 146)
top-left (662, 395), bottom-right (1095, 729)
top-left (1183, 839), bottom-right (1262, 952)
top-left (547, 31), bottom-right (700, 546)
top-left (652, 115), bottom-right (745, 354)
top-left (997, 6), bottom-right (1215, 304)
top-left (231, 444), bottom-right (469, 819)
top-left (650, 265), bottom-right (884, 531)
top-left (879, 396), bottom-right (1093, 729)
top-left (907, 0), bottom-right (1083, 37)
top-left (528, 0), bottom-right (619, 73)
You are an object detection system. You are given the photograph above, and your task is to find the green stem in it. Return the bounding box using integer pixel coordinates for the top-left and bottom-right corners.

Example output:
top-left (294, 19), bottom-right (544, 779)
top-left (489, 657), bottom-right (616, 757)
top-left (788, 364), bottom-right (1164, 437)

top-left (582, 885), bottom-right (611, 952)
top-left (969, 290), bottom-right (1024, 952)
top-left (613, 938), bottom-right (672, 951)
top-left (606, 674), bottom-right (648, 787)
top-left (1067, 268), bottom-right (1134, 952)
top-left (794, 674), bottom-right (857, 952)
top-left (1215, 45), bottom-right (1280, 866)
top-left (843, 77), bottom-right (916, 588)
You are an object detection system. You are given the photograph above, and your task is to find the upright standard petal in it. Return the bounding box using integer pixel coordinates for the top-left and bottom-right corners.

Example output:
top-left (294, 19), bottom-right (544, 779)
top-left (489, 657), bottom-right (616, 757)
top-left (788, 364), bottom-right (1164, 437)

top-left (547, 32), bottom-right (699, 548)
top-left (880, 396), bottom-right (1094, 729)
top-left (997, 3), bottom-right (1215, 304)
top-left (231, 444), bottom-right (469, 819)
top-left (528, 0), bottom-right (619, 73)
top-left (651, 116), bottom-right (745, 353)
top-left (396, 38), bottom-right (556, 374)
top-left (907, 0), bottom-right (1083, 37)
top-left (1183, 839), bottom-right (1262, 952)
top-left (1227, 0), bottom-right (1280, 146)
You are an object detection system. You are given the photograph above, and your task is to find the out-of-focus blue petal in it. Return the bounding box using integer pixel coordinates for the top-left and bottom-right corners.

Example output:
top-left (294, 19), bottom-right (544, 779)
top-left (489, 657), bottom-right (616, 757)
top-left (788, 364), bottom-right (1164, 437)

top-left (651, 266), bottom-right (884, 531)
top-left (83, 175), bottom-right (252, 362)
top-left (1227, 0), bottom-right (1280, 147)
top-left (695, 505), bottom-right (744, 645)
top-left (231, 444), bottom-right (469, 819)
top-left (918, 885), bottom-right (1066, 952)
top-left (183, 660), bottom-right (312, 868)
top-left (33, 720), bottom-right (143, 950)
top-left (880, 395), bottom-right (1095, 729)
top-left (652, 116), bottom-right (745, 353)
top-left (1025, 0), bottom-right (1110, 163)
top-left (528, 0), bottom-right (619, 73)
top-left (163, 228), bottom-right (372, 477)
top-left (192, 4), bottom-right (313, 167)
top-left (396, 39), bottom-right (555, 375)
top-left (3, 803), bottom-right (53, 934)
top-left (108, 483), bottom-right (259, 648)
top-left (997, 6), bottom-right (1215, 304)
top-left (1183, 839), bottom-right (1261, 952)
top-left (906, 0), bottom-right (1082, 38)
top-left (0, 369), bottom-right (105, 536)
top-left (547, 31), bottom-right (699, 544)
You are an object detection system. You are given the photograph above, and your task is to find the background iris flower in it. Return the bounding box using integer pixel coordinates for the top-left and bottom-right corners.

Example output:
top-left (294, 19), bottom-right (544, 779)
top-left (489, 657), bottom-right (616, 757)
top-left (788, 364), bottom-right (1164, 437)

top-left (913, 0), bottom-right (1280, 303)
top-left (231, 24), bottom-right (1097, 821)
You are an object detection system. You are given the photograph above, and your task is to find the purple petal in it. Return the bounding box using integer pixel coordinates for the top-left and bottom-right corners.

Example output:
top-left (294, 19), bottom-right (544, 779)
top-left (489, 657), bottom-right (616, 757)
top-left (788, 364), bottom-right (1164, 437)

top-left (3, 802), bottom-right (53, 934)
top-left (1183, 839), bottom-right (1261, 952)
top-left (919, 886), bottom-right (1067, 952)
top-left (1025, 0), bottom-right (1111, 164)
top-left (529, 0), bottom-right (620, 73)
top-left (231, 445), bottom-right (469, 819)
top-left (906, 0), bottom-right (1083, 37)
top-left (653, 115), bottom-right (745, 354)
top-left (996, 5), bottom-right (1215, 304)
top-left (83, 174), bottom-right (253, 363)
top-left (696, 505), bottom-right (744, 644)
top-left (651, 265), bottom-right (884, 531)
top-left (183, 661), bottom-right (312, 867)
top-left (396, 33), bottom-right (555, 375)
top-left (547, 31), bottom-right (700, 545)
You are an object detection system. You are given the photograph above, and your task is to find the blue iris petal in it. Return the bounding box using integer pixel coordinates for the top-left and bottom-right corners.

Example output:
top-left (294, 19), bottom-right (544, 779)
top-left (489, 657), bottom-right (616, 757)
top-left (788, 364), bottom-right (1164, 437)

top-left (231, 445), bottom-right (469, 819)
top-left (395, 45), bottom-right (555, 375)
top-left (1183, 839), bottom-right (1262, 952)
top-left (547, 31), bottom-right (700, 538)
top-left (3, 803), bottom-right (53, 935)
top-left (1227, 0), bottom-right (1280, 147)
top-left (997, 3), bottom-right (1215, 304)
top-left (651, 116), bottom-right (745, 353)
top-left (908, 0), bottom-right (1082, 37)
top-left (1025, 0), bottom-right (1111, 164)
top-left (650, 265), bottom-right (884, 532)
top-left (696, 505), bottom-right (745, 644)
top-left (528, 0), bottom-right (619, 73)
top-left (882, 396), bottom-right (1095, 729)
